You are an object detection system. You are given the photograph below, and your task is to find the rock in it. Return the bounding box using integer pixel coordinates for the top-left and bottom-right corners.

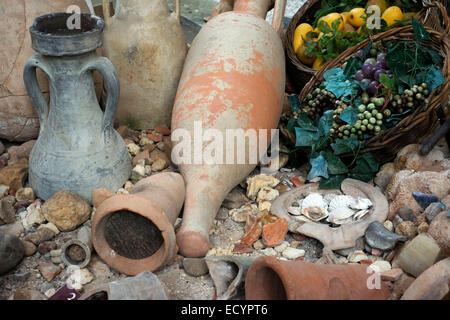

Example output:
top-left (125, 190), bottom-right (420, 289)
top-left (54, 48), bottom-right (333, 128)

top-left (347, 250), bottom-right (368, 263)
top-left (8, 140), bottom-right (36, 161)
top-left (230, 203), bottom-right (257, 223)
top-left (240, 214), bottom-right (262, 246)
top-left (315, 248), bottom-right (340, 265)
top-left (392, 273), bottom-right (415, 299)
top-left (38, 241), bottom-right (57, 255)
top-left (0, 141), bottom-right (4, 155)
top-left (51, 256), bottom-right (62, 264)
top-left (424, 202), bottom-right (445, 223)
top-left (0, 232), bottom-right (24, 274)
top-left (147, 132), bottom-right (162, 142)
top-left (397, 207), bottom-right (416, 221)
top-left (0, 184), bottom-right (9, 198)
top-left (21, 240), bottom-right (37, 256)
top-left (417, 222), bottom-right (429, 234)
top-left (282, 247), bottom-right (305, 260)
top-left (381, 268), bottom-right (403, 281)
top-left (233, 243), bottom-right (254, 254)
top-left (0, 199), bottom-right (16, 224)
top-left (274, 241), bottom-right (289, 253)
top-left (38, 222), bottom-right (60, 235)
top-left (256, 186), bottom-right (279, 202)
top-left (38, 262), bottom-right (62, 281)
top-left (262, 218), bottom-right (288, 247)
top-left (260, 248), bottom-right (277, 256)
top-left (14, 187), bottom-right (35, 202)
top-left (0, 159), bottom-right (28, 190)
top-left (412, 192), bottom-right (440, 210)
top-left (365, 221), bottom-right (407, 251)
top-left (182, 258), bottom-right (209, 277)
top-left (132, 149), bottom-right (151, 167)
top-left (258, 200), bottom-right (272, 212)
top-left (131, 164), bottom-right (146, 180)
top-left (126, 142), bottom-right (140, 156)
top-left (50, 249), bottom-right (61, 257)
top-left (253, 240), bottom-right (264, 250)
top-left (41, 190), bottom-right (91, 232)
top-left (374, 162), bottom-right (396, 192)
top-left (20, 203), bottom-right (45, 230)
top-left (395, 233), bottom-right (441, 277)
top-left (369, 260), bottom-right (391, 273)
top-left (395, 221), bottom-right (417, 240)
top-left (154, 125), bottom-right (171, 136)
top-left (416, 213), bottom-right (427, 225)
top-left (428, 212), bottom-right (450, 257)
top-left (385, 169), bottom-right (450, 220)
top-left (394, 143), bottom-right (450, 172)
top-left (246, 174), bottom-right (280, 200)
top-left (383, 220), bottom-right (394, 232)
top-left (393, 215), bottom-right (403, 228)
top-left (66, 267), bottom-right (94, 290)
top-left (13, 288), bottom-right (46, 300)
top-left (151, 158), bottom-right (168, 172)
top-left (156, 141), bottom-right (165, 151)
top-left (0, 220), bottom-right (24, 237)
top-left (139, 136), bottom-right (154, 148)
top-left (222, 188), bottom-right (249, 210)
top-left (23, 227), bottom-right (56, 245)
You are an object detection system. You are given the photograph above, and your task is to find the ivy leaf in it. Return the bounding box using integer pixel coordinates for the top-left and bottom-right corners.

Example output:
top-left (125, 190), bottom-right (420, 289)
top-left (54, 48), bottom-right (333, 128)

top-left (307, 153), bottom-right (329, 180)
top-left (295, 128), bottom-right (319, 147)
top-left (349, 172), bottom-right (375, 182)
top-left (425, 65), bottom-right (445, 92)
top-left (319, 174), bottom-right (347, 189)
top-left (296, 112), bottom-right (318, 132)
top-left (312, 135), bottom-right (331, 155)
top-left (286, 118), bottom-right (298, 133)
top-left (411, 18), bottom-right (430, 42)
top-left (318, 110), bottom-right (334, 135)
top-left (339, 106), bottom-right (359, 125)
top-left (351, 153), bottom-right (379, 174)
top-left (344, 57), bottom-right (363, 80)
top-left (325, 150), bottom-right (348, 175)
top-left (379, 73), bottom-right (396, 93)
top-left (323, 68), bottom-right (359, 99)
top-left (287, 95), bottom-right (301, 112)
top-left (331, 135), bottom-right (361, 155)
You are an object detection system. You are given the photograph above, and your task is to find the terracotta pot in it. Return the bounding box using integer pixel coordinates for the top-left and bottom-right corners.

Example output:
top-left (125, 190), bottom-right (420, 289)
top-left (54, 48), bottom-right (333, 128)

top-left (245, 256), bottom-right (390, 300)
top-left (0, 0), bottom-right (101, 142)
top-left (172, 0), bottom-right (287, 258)
top-left (91, 172), bottom-right (185, 275)
top-left (100, 0), bottom-right (187, 129)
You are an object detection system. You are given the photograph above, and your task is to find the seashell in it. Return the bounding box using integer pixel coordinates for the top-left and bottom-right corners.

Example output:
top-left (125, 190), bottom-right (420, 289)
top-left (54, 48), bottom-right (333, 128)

top-left (327, 206), bottom-right (356, 224)
top-left (328, 195), bottom-right (355, 212)
top-left (323, 193), bottom-right (338, 205)
top-left (350, 198), bottom-right (372, 210)
top-left (293, 214), bottom-right (315, 223)
top-left (353, 209), bottom-right (370, 220)
top-left (301, 193), bottom-right (328, 221)
top-left (287, 206), bottom-right (301, 216)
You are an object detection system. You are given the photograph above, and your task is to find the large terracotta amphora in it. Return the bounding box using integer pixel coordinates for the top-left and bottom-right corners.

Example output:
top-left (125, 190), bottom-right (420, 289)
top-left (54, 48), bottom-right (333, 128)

top-left (0, 0), bottom-right (100, 142)
top-left (172, 0), bottom-right (287, 258)
top-left (101, 0), bottom-right (187, 129)
top-left (23, 13), bottom-right (131, 203)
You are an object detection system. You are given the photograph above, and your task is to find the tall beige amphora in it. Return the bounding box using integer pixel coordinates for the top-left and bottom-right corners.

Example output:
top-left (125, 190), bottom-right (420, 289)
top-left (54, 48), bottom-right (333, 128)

top-left (101, 0), bottom-right (187, 129)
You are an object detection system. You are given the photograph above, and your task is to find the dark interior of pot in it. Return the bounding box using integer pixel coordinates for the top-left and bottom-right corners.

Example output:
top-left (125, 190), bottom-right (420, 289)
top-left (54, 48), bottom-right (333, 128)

top-left (85, 291), bottom-right (108, 300)
top-left (104, 210), bottom-right (164, 260)
top-left (64, 243), bottom-right (86, 265)
top-left (35, 13), bottom-right (97, 35)
top-left (254, 266), bottom-right (287, 300)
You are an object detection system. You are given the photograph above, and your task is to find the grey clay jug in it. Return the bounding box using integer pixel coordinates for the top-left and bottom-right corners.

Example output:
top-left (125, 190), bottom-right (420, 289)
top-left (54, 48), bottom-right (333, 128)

top-left (23, 13), bottom-right (131, 203)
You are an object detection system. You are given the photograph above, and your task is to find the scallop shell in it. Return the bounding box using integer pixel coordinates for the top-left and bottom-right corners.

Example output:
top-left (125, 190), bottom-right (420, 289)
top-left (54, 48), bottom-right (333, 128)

top-left (301, 193), bottom-right (328, 221)
top-left (328, 195), bottom-right (355, 212)
top-left (293, 214), bottom-right (315, 223)
top-left (288, 205), bottom-right (301, 216)
top-left (353, 209), bottom-right (370, 220)
top-left (323, 193), bottom-right (339, 205)
top-left (350, 198), bottom-right (372, 210)
top-left (327, 206), bottom-right (356, 224)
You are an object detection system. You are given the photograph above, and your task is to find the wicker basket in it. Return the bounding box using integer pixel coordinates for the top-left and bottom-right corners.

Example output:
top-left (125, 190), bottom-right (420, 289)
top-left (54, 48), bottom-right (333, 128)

top-left (292, 2), bottom-right (449, 164)
top-left (284, 0), bottom-right (449, 93)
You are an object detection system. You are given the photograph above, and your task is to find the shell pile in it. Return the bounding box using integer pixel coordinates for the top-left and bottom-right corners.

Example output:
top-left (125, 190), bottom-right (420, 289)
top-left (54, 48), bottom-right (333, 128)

top-left (287, 193), bottom-right (372, 225)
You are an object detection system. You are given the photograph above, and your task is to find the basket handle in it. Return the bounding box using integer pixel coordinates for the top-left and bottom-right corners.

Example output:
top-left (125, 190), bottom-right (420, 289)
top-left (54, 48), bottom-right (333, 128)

top-left (418, 1), bottom-right (450, 39)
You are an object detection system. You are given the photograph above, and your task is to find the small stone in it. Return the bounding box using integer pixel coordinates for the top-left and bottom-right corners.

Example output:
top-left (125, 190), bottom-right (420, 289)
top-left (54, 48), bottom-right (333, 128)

top-left (8, 140), bottom-right (36, 160)
top-left (289, 176), bottom-right (303, 187)
top-left (412, 192), bottom-right (439, 209)
top-left (154, 125), bottom-right (171, 136)
top-left (415, 213), bottom-right (426, 225)
top-left (230, 203), bottom-right (257, 223)
top-left (116, 188), bottom-right (128, 195)
top-left (38, 241), bottom-right (57, 255)
top-left (66, 268), bottom-right (94, 290)
top-left (262, 218), bottom-right (288, 247)
top-left (221, 188), bottom-right (249, 210)
top-left (139, 136), bottom-right (154, 148)
top-left (132, 149), bottom-right (151, 166)
top-left (371, 248), bottom-right (383, 256)
top-left (347, 250), bottom-right (368, 263)
top-left (151, 158), bottom-right (168, 172)
top-left (395, 221), bottom-right (417, 240)
top-left (38, 222), bottom-right (60, 235)
top-left (260, 248), bottom-right (277, 256)
top-left (20, 203), bottom-right (45, 230)
top-left (424, 202), bottom-right (445, 223)
top-left (258, 200), bottom-right (272, 212)
top-left (397, 207), bottom-right (416, 221)
top-left (282, 247), bottom-right (305, 260)
top-left (417, 222), bottom-right (429, 234)
top-left (182, 258), bottom-right (209, 277)
top-left (0, 232), bottom-right (24, 274)
top-left (116, 125), bottom-right (128, 138)
top-left (156, 141), bottom-right (165, 151)
top-left (38, 262), bottom-right (62, 281)
top-left (393, 215), bottom-right (404, 228)
top-left (23, 228), bottom-right (56, 245)
top-left (374, 162), bottom-right (395, 192)
top-left (274, 241), bottom-right (289, 253)
top-left (15, 187), bottom-right (35, 202)
top-left (50, 249), bottom-right (61, 257)
top-left (392, 274), bottom-right (415, 299)
top-left (383, 220), bottom-right (394, 232)
top-left (51, 256), bottom-right (62, 264)
top-left (0, 184), bottom-right (10, 198)
top-left (428, 212), bottom-right (450, 256)
top-left (126, 142), bottom-right (140, 156)
top-left (147, 132), bottom-right (163, 142)
top-left (44, 288), bottom-right (56, 298)
top-left (233, 243), bottom-right (254, 254)
top-left (21, 240), bottom-right (37, 256)
top-left (132, 164), bottom-right (146, 179)
top-left (290, 241), bottom-right (299, 248)
top-left (0, 199), bottom-right (16, 224)
top-left (253, 240), bottom-right (264, 250)
top-left (256, 186), bottom-right (279, 202)
top-left (381, 268), bottom-right (403, 281)
top-left (365, 221), bottom-right (407, 251)
top-left (0, 220), bottom-right (24, 237)
top-left (246, 174), bottom-right (280, 200)
top-left (369, 260), bottom-right (391, 273)
top-left (0, 159), bottom-right (28, 191)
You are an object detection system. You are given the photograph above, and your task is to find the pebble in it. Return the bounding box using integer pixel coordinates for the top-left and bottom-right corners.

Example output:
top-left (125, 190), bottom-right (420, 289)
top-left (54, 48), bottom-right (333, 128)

top-left (126, 143), bottom-right (140, 156)
top-left (21, 240), bottom-right (37, 256)
top-left (397, 207), bottom-right (416, 221)
top-left (0, 184), bottom-right (10, 198)
top-left (424, 202), bottom-right (445, 223)
top-left (132, 164), bottom-right (146, 178)
top-left (139, 136), bottom-right (154, 147)
top-left (0, 199), bottom-right (16, 224)
top-left (246, 174), bottom-right (280, 200)
top-left (347, 250), bottom-right (368, 263)
top-left (20, 203), bottom-right (45, 230)
top-left (256, 186), bottom-right (279, 202)
top-left (374, 162), bottom-right (395, 192)
top-left (66, 268), bottom-right (94, 290)
top-left (182, 258), bottom-right (209, 277)
top-left (15, 187), bottom-right (35, 202)
top-left (222, 188), bottom-right (250, 210)
top-left (257, 200), bottom-right (272, 212)
top-left (383, 220), bottom-right (394, 232)
top-left (260, 248), bottom-right (277, 256)
top-left (417, 222), bottom-right (429, 234)
top-left (393, 215), bottom-right (404, 228)
top-left (38, 241), bottom-right (57, 255)
top-left (38, 222), bottom-right (60, 235)
top-left (381, 268), bottom-right (403, 281)
top-left (368, 260), bottom-right (391, 273)
top-left (230, 204), bottom-right (257, 223)
top-left (38, 262), bottom-right (62, 281)
top-left (154, 125), bottom-right (171, 136)
top-left (274, 241), bottom-right (289, 253)
top-left (395, 221), bottom-right (417, 240)
top-left (51, 256), bottom-right (62, 264)
top-left (365, 221), bottom-right (407, 251)
top-left (428, 212), bottom-right (450, 256)
top-left (412, 192), bottom-right (440, 209)
top-left (253, 240), bottom-right (265, 250)
top-left (282, 247), bottom-right (305, 260)
top-left (151, 158), bottom-right (168, 171)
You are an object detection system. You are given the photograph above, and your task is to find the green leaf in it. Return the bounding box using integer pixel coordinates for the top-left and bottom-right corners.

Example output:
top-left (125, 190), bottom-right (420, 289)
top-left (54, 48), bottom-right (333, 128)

top-left (344, 57), bottom-right (363, 80)
top-left (339, 106), bottom-right (359, 125)
top-left (349, 172), bottom-right (375, 182)
top-left (287, 95), bottom-right (300, 112)
top-left (317, 20), bottom-right (332, 34)
top-left (411, 18), bottom-right (430, 42)
top-left (319, 174), bottom-right (347, 189)
top-left (307, 153), bottom-right (329, 180)
top-left (425, 65), bottom-right (445, 92)
top-left (350, 153), bottom-right (379, 174)
top-left (323, 68), bottom-right (359, 99)
top-left (379, 73), bottom-right (396, 93)
top-left (318, 110), bottom-right (334, 135)
top-left (331, 18), bottom-right (342, 32)
top-left (286, 118), bottom-right (298, 133)
top-left (331, 135), bottom-right (361, 155)
top-left (295, 128), bottom-right (319, 147)
top-left (312, 135), bottom-right (330, 154)
top-left (325, 150), bottom-right (348, 175)
top-left (296, 112), bottom-right (318, 132)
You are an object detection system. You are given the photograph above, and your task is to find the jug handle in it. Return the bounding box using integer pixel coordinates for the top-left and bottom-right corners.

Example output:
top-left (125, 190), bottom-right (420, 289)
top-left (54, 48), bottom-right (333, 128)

top-left (23, 54), bottom-right (52, 134)
top-left (83, 56), bottom-right (120, 145)
top-left (102, 0), bottom-right (112, 25)
top-left (271, 0), bottom-right (286, 35)
top-left (172, 0), bottom-right (181, 22)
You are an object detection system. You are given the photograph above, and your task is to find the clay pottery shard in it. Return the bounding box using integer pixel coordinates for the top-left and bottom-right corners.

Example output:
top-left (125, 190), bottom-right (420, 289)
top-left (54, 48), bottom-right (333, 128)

top-left (80, 271), bottom-right (168, 300)
top-left (241, 215), bottom-right (262, 246)
top-left (401, 258), bottom-right (450, 300)
top-left (0, 232), bottom-right (25, 274)
top-left (91, 172), bottom-right (185, 275)
top-left (245, 256), bottom-right (390, 300)
top-left (262, 218), bottom-right (288, 247)
top-left (365, 221), bottom-right (407, 251)
top-left (205, 255), bottom-right (257, 300)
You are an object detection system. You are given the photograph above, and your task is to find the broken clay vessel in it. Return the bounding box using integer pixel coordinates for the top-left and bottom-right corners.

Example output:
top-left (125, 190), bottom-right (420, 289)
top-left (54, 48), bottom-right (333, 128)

top-left (0, 0), bottom-right (101, 142)
top-left (245, 256), bottom-right (390, 300)
top-left (61, 226), bottom-right (93, 269)
top-left (101, 0), bottom-right (187, 128)
top-left (91, 172), bottom-right (185, 275)
top-left (24, 13), bottom-right (131, 203)
top-left (172, 0), bottom-right (287, 258)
